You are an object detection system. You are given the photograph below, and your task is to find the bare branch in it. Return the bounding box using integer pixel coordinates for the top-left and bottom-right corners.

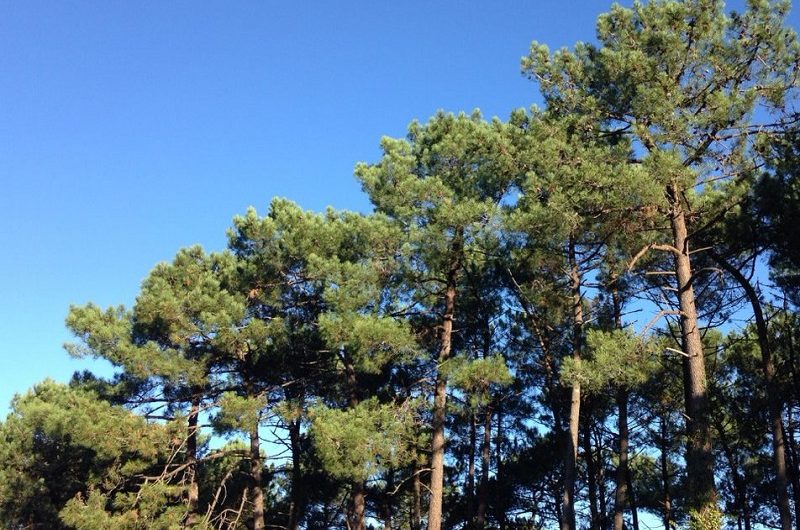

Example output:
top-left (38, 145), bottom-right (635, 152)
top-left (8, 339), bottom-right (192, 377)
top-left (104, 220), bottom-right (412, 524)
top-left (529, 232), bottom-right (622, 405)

top-left (628, 243), bottom-right (683, 272)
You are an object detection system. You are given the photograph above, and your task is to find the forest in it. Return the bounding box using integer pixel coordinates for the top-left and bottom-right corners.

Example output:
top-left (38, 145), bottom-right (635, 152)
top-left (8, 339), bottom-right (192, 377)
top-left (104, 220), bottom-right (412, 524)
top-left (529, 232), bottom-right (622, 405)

top-left (2, 1), bottom-right (800, 529)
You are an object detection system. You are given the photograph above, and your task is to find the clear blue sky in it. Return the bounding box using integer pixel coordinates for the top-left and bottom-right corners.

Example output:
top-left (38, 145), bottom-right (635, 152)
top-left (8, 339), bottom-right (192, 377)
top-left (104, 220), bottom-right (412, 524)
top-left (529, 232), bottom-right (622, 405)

top-left (1, 1), bottom-right (797, 414)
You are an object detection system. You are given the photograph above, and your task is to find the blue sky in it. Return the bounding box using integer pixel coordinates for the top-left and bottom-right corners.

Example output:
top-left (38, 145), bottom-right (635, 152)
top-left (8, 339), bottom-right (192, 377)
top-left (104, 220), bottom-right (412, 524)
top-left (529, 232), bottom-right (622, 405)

top-left (1, 1), bottom-right (798, 413)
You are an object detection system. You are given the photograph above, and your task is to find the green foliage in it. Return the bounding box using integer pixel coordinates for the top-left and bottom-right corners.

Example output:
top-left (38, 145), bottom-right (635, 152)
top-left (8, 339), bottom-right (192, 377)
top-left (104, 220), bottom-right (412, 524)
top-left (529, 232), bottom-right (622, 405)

top-left (320, 312), bottom-right (417, 374)
top-left (212, 393), bottom-right (268, 435)
top-left (7, 3), bottom-right (800, 528)
top-left (689, 503), bottom-right (724, 530)
top-left (60, 484), bottom-right (189, 530)
top-left (561, 329), bottom-right (658, 393)
top-left (309, 398), bottom-right (414, 482)
top-left (445, 355), bottom-right (513, 406)
top-left (0, 381), bottom-right (182, 530)
top-left (356, 110), bottom-right (520, 281)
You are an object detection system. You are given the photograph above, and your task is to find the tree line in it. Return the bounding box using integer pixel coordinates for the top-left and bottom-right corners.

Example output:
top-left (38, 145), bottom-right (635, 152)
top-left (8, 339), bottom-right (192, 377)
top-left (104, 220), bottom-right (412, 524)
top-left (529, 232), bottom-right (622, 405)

top-left (2, 1), bottom-right (800, 529)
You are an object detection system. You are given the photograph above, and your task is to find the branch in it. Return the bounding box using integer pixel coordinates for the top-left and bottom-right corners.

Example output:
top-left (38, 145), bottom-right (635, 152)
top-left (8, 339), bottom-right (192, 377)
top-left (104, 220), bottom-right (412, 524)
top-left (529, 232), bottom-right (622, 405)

top-left (640, 310), bottom-right (684, 336)
top-left (665, 346), bottom-right (691, 358)
top-left (628, 243), bottom-right (683, 272)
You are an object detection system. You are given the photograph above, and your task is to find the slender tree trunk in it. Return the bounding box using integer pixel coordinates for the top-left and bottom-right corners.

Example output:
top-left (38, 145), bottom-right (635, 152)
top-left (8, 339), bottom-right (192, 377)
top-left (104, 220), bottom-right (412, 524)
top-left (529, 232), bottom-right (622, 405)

top-left (613, 388), bottom-right (629, 530)
top-left (345, 353), bottom-right (366, 530)
top-left (411, 451), bottom-right (422, 530)
top-left (382, 469), bottom-right (394, 530)
top-left (562, 236), bottom-right (583, 530)
top-left (716, 420), bottom-right (751, 530)
top-left (496, 404), bottom-right (507, 530)
top-left (610, 279), bottom-right (630, 530)
top-left (250, 422), bottom-right (265, 530)
top-left (475, 405), bottom-right (492, 528)
top-left (288, 419), bottom-right (302, 530)
top-left (709, 250), bottom-right (792, 529)
top-left (184, 392), bottom-right (201, 527)
top-left (784, 319), bottom-right (800, 528)
top-left (428, 235), bottom-right (463, 530)
top-left (785, 311), bottom-right (800, 409)
top-left (667, 183), bottom-right (717, 522)
top-left (625, 466), bottom-right (639, 530)
top-left (382, 500), bottom-right (392, 530)
top-left (555, 487), bottom-right (564, 530)
top-left (349, 482), bottom-right (367, 530)
top-left (660, 414), bottom-right (672, 530)
top-left (785, 413), bottom-right (800, 528)
top-left (595, 427), bottom-right (608, 530)
top-left (583, 406), bottom-right (600, 530)
top-left (467, 410), bottom-right (477, 521)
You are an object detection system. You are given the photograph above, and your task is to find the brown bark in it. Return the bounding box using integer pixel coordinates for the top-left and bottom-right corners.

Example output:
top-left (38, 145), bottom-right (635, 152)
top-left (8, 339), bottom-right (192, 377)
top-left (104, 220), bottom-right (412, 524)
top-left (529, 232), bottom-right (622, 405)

top-left (411, 451), bottom-right (422, 530)
top-left (562, 237), bottom-right (583, 530)
top-left (349, 483), bottom-right (367, 530)
top-left (667, 183), bottom-right (717, 517)
top-left (345, 353), bottom-right (367, 530)
top-left (610, 278), bottom-right (629, 530)
top-left (382, 469), bottom-right (394, 530)
top-left (475, 406), bottom-right (492, 528)
top-left (583, 408), bottom-right (600, 530)
top-left (708, 250), bottom-right (792, 529)
top-left (660, 415), bottom-right (672, 530)
top-left (785, 413), bottom-right (800, 529)
top-left (555, 488), bottom-right (564, 530)
top-left (250, 422), bottom-right (265, 530)
top-left (467, 411), bottom-right (477, 520)
top-left (625, 467), bottom-right (639, 530)
top-left (613, 388), bottom-right (629, 530)
top-left (428, 234), bottom-right (463, 530)
top-left (596, 431), bottom-right (608, 530)
top-left (496, 405), bottom-right (507, 530)
top-left (381, 500), bottom-right (392, 530)
top-left (784, 321), bottom-right (800, 527)
top-left (184, 392), bottom-right (201, 528)
top-left (716, 421), bottom-right (751, 530)
top-left (288, 419), bottom-right (302, 530)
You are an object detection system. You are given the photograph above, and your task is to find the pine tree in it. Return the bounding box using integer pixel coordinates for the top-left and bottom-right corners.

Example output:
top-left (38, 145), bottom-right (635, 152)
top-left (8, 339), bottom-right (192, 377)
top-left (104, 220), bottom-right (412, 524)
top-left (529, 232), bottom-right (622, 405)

top-left (524, 2), bottom-right (800, 525)
top-left (356, 110), bottom-right (521, 530)
top-left (0, 381), bottom-right (185, 530)
top-left (506, 106), bottom-right (653, 530)
top-left (66, 246), bottom-right (245, 527)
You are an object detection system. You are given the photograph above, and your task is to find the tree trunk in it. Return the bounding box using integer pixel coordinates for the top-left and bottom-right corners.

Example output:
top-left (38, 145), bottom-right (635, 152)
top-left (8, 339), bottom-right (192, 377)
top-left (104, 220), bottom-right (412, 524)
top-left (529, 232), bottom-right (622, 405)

top-left (250, 422), bottom-right (265, 530)
top-left (349, 482), bottom-right (367, 530)
top-left (382, 469), bottom-right (394, 530)
top-left (428, 235), bottom-right (462, 530)
top-left (562, 237), bottom-right (583, 530)
top-left (667, 183), bottom-right (717, 522)
top-left (660, 415), bottom-right (672, 530)
top-left (555, 487), bottom-right (564, 530)
top-left (610, 278), bottom-right (629, 530)
top-left (467, 410), bottom-right (477, 521)
top-left (709, 250), bottom-right (792, 529)
top-left (596, 427), bottom-right (608, 530)
top-left (496, 405), bottom-right (507, 530)
top-left (783, 318), bottom-right (800, 528)
top-left (345, 353), bottom-right (367, 530)
top-left (716, 421), bottom-right (751, 530)
top-left (625, 466), bottom-right (639, 530)
top-left (475, 405), bottom-right (492, 528)
top-left (382, 499), bottom-right (392, 530)
top-left (613, 388), bottom-right (629, 530)
top-left (411, 451), bottom-right (422, 530)
top-left (785, 412), bottom-right (800, 529)
top-left (583, 406), bottom-right (600, 530)
top-left (184, 392), bottom-right (201, 527)
top-left (288, 419), bottom-right (302, 530)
